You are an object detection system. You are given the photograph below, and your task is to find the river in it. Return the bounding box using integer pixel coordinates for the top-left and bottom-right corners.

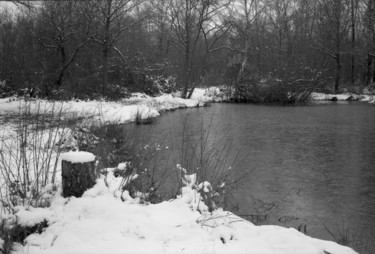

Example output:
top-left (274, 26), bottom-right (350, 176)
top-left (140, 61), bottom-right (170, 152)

top-left (123, 102), bottom-right (375, 253)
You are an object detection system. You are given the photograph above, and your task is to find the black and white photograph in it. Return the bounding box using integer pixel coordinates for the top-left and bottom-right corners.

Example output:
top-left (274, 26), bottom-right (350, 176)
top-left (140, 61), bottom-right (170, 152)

top-left (0, 0), bottom-right (374, 253)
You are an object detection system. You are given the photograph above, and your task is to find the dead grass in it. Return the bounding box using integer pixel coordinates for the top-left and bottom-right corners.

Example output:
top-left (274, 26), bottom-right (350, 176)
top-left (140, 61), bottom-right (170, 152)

top-left (320, 219), bottom-right (369, 252)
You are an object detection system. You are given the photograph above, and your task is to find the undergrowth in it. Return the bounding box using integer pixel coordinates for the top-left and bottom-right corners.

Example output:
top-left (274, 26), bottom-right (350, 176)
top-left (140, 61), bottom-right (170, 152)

top-left (0, 101), bottom-right (82, 253)
top-left (0, 102), bottom-right (77, 211)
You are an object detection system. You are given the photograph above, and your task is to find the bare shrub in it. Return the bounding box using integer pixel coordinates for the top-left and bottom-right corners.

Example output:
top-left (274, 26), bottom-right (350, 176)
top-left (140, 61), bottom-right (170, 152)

top-left (91, 124), bottom-right (171, 204)
top-left (172, 113), bottom-right (245, 211)
top-left (0, 101), bottom-right (76, 212)
top-left (229, 66), bottom-right (330, 104)
top-left (116, 143), bottom-right (171, 204)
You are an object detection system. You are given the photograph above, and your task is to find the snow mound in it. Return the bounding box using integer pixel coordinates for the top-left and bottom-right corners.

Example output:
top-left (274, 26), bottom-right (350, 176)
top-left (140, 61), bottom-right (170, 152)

top-left (61, 151), bottom-right (95, 163)
top-left (191, 87), bottom-right (224, 102)
top-left (15, 180), bottom-right (358, 254)
top-left (15, 207), bottom-right (54, 227)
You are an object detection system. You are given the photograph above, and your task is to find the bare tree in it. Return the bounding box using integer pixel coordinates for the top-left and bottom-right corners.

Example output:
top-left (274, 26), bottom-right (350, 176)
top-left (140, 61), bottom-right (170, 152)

top-left (315, 0), bottom-right (350, 92)
top-left (84, 0), bottom-right (145, 94)
top-left (229, 0), bottom-right (264, 83)
top-left (266, 0), bottom-right (296, 76)
top-left (363, 0), bottom-right (375, 85)
top-left (1, 0), bottom-right (373, 99)
top-left (168, 0), bottom-right (231, 98)
top-left (227, 0), bottom-right (286, 85)
top-left (350, 0), bottom-right (359, 86)
top-left (36, 1), bottom-right (90, 89)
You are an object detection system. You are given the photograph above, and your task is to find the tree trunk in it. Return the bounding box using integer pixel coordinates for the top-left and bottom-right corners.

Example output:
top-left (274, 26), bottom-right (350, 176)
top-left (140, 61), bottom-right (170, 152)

top-left (255, 0), bottom-right (261, 77)
top-left (181, 0), bottom-right (191, 99)
top-left (182, 60), bottom-right (189, 99)
top-left (367, 54), bottom-right (372, 85)
top-left (351, 0), bottom-right (356, 86)
top-left (237, 35), bottom-right (249, 85)
top-left (334, 0), bottom-right (342, 93)
top-left (56, 40), bottom-right (89, 88)
top-left (102, 48), bottom-right (109, 95)
top-left (56, 71), bottom-right (64, 87)
top-left (102, 0), bottom-right (111, 95)
top-left (278, 29), bottom-right (282, 76)
top-left (181, 71), bottom-right (189, 99)
top-left (335, 53), bottom-right (341, 92)
top-left (56, 45), bottom-right (66, 87)
top-left (187, 82), bottom-right (196, 99)
top-left (62, 159), bottom-right (96, 198)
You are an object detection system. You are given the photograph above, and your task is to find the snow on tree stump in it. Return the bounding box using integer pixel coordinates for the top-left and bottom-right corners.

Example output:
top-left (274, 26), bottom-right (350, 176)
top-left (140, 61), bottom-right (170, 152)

top-left (61, 151), bottom-right (96, 198)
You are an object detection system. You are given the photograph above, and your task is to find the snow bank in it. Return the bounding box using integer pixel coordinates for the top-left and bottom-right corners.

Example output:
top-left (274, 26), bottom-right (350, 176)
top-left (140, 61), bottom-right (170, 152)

top-left (0, 88), bottom-right (225, 129)
top-left (0, 90), bottom-right (214, 126)
top-left (191, 87), bottom-right (225, 102)
top-left (143, 94), bottom-right (200, 111)
top-left (61, 151), bottom-right (95, 163)
top-left (15, 207), bottom-right (54, 227)
top-left (310, 92), bottom-right (374, 103)
top-left (14, 178), bottom-right (357, 254)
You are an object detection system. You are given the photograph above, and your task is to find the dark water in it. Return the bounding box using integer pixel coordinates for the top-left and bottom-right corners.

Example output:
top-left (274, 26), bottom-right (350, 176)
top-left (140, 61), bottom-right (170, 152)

top-left (129, 102), bottom-right (375, 253)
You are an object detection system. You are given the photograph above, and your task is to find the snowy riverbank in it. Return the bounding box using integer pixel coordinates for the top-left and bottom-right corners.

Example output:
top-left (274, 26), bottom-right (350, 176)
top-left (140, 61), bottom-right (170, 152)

top-left (0, 89), bottom-right (214, 125)
top-left (0, 89), bottom-right (360, 254)
top-left (310, 92), bottom-right (375, 104)
top-left (1, 89), bottom-right (372, 130)
top-left (5, 167), bottom-right (357, 254)
top-left (0, 88), bottom-right (217, 140)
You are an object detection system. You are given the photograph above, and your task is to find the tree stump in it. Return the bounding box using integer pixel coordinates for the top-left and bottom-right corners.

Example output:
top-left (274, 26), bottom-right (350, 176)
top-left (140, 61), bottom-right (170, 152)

top-left (61, 152), bottom-right (96, 198)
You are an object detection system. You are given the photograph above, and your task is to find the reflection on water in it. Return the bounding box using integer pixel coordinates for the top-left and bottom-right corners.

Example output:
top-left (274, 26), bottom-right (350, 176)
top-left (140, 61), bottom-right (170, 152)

top-left (130, 102), bottom-right (375, 253)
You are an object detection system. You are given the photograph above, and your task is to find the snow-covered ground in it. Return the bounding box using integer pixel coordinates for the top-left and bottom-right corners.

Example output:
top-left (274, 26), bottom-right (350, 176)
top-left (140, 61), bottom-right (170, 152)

top-left (0, 89), bottom-right (359, 254)
top-left (5, 167), bottom-right (356, 254)
top-left (0, 90), bottom-right (210, 127)
top-left (0, 88), bottom-right (226, 143)
top-left (310, 92), bottom-right (374, 103)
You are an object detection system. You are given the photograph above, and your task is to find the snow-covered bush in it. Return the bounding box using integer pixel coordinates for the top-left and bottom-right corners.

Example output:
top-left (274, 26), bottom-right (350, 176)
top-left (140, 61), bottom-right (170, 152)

top-left (58, 126), bottom-right (100, 152)
top-left (104, 84), bottom-right (130, 101)
top-left (363, 85), bottom-right (375, 95)
top-left (100, 153), bottom-right (168, 204)
top-left (149, 75), bottom-right (177, 94)
top-left (0, 207), bottom-right (50, 254)
top-left (176, 164), bottom-right (227, 214)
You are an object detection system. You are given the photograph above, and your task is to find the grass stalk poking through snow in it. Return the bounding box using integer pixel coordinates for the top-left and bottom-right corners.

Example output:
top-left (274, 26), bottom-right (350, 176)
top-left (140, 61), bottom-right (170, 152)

top-left (320, 218), bottom-right (370, 253)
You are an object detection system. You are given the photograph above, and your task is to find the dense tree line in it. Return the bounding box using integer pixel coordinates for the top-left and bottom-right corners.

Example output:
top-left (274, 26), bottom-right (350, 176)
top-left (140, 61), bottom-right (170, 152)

top-left (0, 0), bottom-right (374, 101)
